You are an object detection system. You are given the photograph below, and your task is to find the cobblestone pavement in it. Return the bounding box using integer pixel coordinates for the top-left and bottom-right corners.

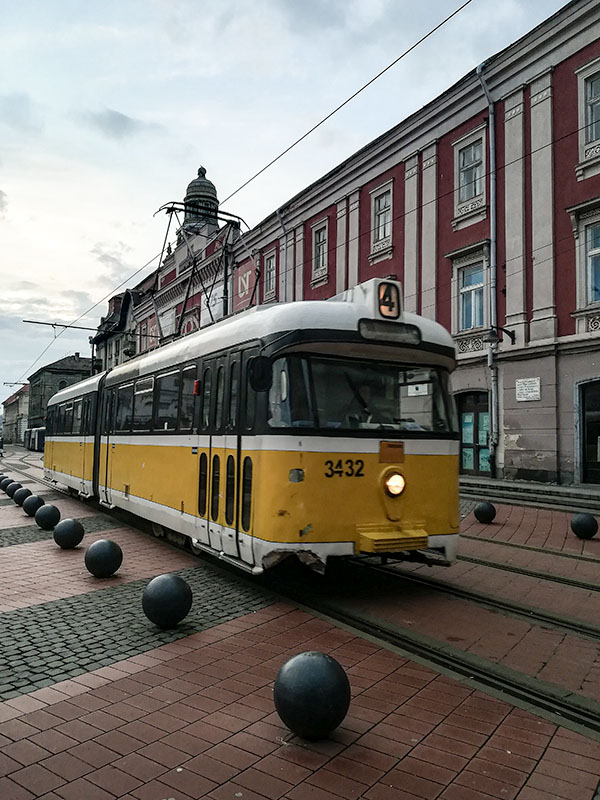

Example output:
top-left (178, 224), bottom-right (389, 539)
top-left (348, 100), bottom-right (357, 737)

top-left (0, 515), bottom-right (119, 548)
top-left (0, 563), bottom-right (273, 701)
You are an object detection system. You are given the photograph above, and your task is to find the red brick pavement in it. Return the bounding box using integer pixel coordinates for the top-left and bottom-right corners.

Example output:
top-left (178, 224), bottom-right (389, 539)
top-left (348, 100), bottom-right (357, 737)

top-left (0, 466), bottom-right (599, 798)
top-left (0, 525), bottom-right (195, 612)
top-left (461, 504), bottom-right (600, 560)
top-left (0, 604), bottom-right (599, 800)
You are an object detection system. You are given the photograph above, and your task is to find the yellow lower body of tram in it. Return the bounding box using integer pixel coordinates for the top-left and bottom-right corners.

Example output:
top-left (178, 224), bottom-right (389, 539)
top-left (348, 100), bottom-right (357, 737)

top-left (45, 433), bottom-right (459, 574)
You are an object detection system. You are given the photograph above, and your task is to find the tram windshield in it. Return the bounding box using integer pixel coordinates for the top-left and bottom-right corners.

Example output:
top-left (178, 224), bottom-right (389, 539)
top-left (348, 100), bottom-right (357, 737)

top-left (267, 355), bottom-right (457, 434)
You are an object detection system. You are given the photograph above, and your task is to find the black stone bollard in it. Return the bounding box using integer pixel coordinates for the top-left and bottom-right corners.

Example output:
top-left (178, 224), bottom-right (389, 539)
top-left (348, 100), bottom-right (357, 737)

top-left (273, 651), bottom-right (351, 740)
top-left (13, 487), bottom-right (32, 506)
top-left (84, 539), bottom-right (123, 578)
top-left (570, 513), bottom-right (598, 540)
top-left (53, 519), bottom-right (85, 549)
top-left (23, 495), bottom-right (45, 517)
top-left (5, 482), bottom-right (22, 498)
top-left (0, 477), bottom-right (13, 491)
top-left (474, 501), bottom-right (496, 524)
top-left (35, 504), bottom-right (61, 530)
top-left (142, 574), bottom-right (193, 629)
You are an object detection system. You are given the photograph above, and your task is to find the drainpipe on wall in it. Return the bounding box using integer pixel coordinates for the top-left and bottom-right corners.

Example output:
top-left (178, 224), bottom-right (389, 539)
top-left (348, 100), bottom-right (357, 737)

top-left (476, 60), bottom-right (498, 478)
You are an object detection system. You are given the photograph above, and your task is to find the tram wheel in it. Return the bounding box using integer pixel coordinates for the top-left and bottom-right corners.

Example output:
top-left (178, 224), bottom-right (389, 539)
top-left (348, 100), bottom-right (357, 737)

top-left (151, 522), bottom-right (165, 538)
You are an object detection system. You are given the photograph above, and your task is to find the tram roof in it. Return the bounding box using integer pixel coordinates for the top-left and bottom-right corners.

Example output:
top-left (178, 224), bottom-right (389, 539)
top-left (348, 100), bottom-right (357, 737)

top-left (47, 371), bottom-right (105, 407)
top-left (104, 284), bottom-right (455, 386)
top-left (48, 281), bottom-right (456, 404)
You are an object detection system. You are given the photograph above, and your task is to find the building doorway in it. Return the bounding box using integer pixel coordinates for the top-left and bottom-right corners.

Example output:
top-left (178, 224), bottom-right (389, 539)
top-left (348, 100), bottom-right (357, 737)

top-left (581, 381), bottom-right (600, 484)
top-left (457, 392), bottom-right (490, 476)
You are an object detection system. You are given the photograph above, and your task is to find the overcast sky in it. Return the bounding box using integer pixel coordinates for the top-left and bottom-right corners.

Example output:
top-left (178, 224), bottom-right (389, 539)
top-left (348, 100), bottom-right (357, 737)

top-left (0, 0), bottom-right (568, 404)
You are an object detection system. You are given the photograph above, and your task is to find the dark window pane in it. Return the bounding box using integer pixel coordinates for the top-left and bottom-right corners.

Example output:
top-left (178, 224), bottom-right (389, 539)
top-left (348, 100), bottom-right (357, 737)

top-left (155, 371), bottom-right (179, 431)
top-left (215, 366), bottom-right (225, 430)
top-left (180, 366), bottom-right (196, 431)
top-left (116, 385), bottom-right (133, 432)
top-left (225, 455), bottom-right (235, 525)
top-left (211, 455), bottom-right (220, 521)
top-left (241, 457), bottom-right (252, 531)
top-left (229, 362), bottom-right (239, 429)
top-left (64, 403), bottom-right (73, 434)
top-left (73, 399), bottom-right (83, 435)
top-left (133, 377), bottom-right (154, 430)
top-left (199, 452), bottom-right (208, 516)
top-left (202, 369), bottom-right (212, 430)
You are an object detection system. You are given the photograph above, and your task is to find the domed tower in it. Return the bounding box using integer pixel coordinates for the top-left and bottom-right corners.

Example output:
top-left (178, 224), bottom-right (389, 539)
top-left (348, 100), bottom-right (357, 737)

top-left (183, 166), bottom-right (219, 237)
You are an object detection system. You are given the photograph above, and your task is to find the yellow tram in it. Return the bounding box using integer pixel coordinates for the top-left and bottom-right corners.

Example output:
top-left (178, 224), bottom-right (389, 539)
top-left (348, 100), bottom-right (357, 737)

top-left (44, 278), bottom-right (459, 574)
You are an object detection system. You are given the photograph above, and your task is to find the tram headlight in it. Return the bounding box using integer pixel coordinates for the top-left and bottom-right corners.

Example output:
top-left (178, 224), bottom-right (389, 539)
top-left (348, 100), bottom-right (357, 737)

top-left (384, 471), bottom-right (405, 497)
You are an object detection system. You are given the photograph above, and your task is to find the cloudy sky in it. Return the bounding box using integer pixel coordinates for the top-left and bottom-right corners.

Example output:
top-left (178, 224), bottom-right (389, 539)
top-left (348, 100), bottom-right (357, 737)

top-left (0, 0), bottom-right (568, 403)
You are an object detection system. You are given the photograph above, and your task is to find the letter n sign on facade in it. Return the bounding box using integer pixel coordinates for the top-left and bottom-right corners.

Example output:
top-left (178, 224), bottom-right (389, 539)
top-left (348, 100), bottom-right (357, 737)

top-left (234, 266), bottom-right (255, 312)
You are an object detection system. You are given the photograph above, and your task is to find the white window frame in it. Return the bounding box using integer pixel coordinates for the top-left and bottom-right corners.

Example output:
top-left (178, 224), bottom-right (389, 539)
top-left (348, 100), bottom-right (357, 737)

top-left (576, 57), bottom-right (600, 181)
top-left (448, 242), bottom-right (490, 357)
top-left (452, 125), bottom-right (487, 230)
top-left (263, 249), bottom-right (276, 300)
top-left (311, 219), bottom-right (328, 285)
top-left (369, 180), bottom-right (393, 260)
top-left (569, 199), bottom-right (600, 334)
top-left (586, 221), bottom-right (600, 305)
top-left (458, 262), bottom-right (485, 332)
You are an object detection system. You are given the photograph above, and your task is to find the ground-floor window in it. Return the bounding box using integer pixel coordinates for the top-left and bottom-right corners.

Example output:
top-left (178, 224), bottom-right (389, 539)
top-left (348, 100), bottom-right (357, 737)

top-left (457, 392), bottom-right (490, 475)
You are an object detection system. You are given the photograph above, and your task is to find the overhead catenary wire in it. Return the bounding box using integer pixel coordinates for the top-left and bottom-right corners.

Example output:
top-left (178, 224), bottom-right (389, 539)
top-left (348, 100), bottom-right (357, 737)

top-left (11, 0), bottom-right (477, 386)
top-left (220, 0), bottom-right (476, 206)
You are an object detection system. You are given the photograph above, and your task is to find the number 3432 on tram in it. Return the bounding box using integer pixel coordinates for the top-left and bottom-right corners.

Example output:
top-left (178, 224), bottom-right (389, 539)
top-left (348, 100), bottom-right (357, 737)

top-left (44, 278), bottom-right (460, 575)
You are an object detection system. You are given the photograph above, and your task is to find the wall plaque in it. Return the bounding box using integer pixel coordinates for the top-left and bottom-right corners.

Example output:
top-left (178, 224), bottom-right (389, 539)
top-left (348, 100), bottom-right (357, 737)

top-left (515, 377), bottom-right (541, 401)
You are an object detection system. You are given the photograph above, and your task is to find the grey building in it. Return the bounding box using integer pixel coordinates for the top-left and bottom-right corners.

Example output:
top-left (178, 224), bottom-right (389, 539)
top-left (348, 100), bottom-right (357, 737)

top-left (28, 353), bottom-right (95, 429)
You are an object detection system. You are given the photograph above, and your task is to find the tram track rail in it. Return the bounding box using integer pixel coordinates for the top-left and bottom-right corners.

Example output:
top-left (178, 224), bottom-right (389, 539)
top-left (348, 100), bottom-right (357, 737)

top-left (460, 532), bottom-right (600, 563)
top-left (261, 563), bottom-right (600, 741)
top-left (347, 558), bottom-right (600, 640)
top-left (457, 553), bottom-right (599, 592)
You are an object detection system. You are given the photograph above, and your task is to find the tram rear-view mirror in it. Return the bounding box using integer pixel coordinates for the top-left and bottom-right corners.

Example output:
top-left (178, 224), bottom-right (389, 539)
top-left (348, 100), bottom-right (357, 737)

top-left (249, 356), bottom-right (273, 392)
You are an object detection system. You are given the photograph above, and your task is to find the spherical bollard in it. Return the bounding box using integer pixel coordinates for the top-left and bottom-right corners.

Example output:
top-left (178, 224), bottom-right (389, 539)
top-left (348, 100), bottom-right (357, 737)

top-left (273, 651), bottom-right (351, 740)
top-left (5, 482), bottom-right (22, 498)
top-left (13, 487), bottom-right (32, 506)
top-left (0, 477), bottom-right (13, 491)
top-left (34, 504), bottom-right (61, 531)
top-left (570, 513), bottom-right (598, 540)
top-left (23, 495), bottom-right (45, 517)
top-left (84, 539), bottom-right (123, 578)
top-left (53, 518), bottom-right (85, 549)
top-left (142, 574), bottom-right (193, 629)
top-left (474, 501), bottom-right (496, 524)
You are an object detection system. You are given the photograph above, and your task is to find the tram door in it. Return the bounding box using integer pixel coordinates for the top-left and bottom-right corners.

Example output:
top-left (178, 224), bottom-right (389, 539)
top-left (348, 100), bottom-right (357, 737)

top-left (198, 355), bottom-right (242, 557)
top-left (582, 381), bottom-right (600, 484)
top-left (99, 389), bottom-right (115, 505)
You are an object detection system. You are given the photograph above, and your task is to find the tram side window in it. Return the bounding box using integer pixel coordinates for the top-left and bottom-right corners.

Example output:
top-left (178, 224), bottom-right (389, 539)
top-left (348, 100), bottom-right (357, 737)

top-left (180, 366), bottom-right (196, 431)
top-left (116, 384), bottom-right (134, 432)
top-left (228, 361), bottom-right (239, 429)
top-left (73, 399), bottom-right (83, 435)
top-left (155, 371), bottom-right (180, 431)
top-left (63, 403), bottom-right (74, 435)
top-left (267, 357), bottom-right (313, 428)
top-left (201, 368), bottom-right (212, 431)
top-left (215, 366), bottom-right (225, 430)
top-left (133, 378), bottom-right (154, 431)
top-left (102, 393), bottom-right (111, 435)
